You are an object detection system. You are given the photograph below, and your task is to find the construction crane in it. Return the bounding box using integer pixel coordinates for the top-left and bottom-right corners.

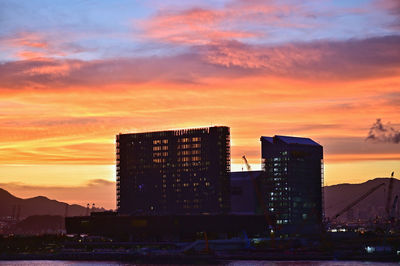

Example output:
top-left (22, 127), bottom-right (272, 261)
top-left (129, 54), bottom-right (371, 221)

top-left (242, 156), bottom-right (266, 213)
top-left (385, 172), bottom-right (395, 217)
top-left (242, 156), bottom-right (276, 231)
top-left (332, 182), bottom-right (385, 219)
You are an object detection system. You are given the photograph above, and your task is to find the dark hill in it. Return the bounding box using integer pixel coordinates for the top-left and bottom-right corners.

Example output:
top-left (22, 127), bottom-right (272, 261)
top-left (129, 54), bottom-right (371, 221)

top-left (0, 188), bottom-right (105, 219)
top-left (1, 178), bottom-right (399, 223)
top-left (324, 177), bottom-right (400, 222)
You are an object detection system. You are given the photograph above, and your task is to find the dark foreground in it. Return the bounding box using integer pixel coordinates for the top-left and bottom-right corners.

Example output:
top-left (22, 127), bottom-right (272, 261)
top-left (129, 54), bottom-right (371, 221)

top-left (0, 234), bottom-right (400, 263)
top-left (0, 251), bottom-right (399, 264)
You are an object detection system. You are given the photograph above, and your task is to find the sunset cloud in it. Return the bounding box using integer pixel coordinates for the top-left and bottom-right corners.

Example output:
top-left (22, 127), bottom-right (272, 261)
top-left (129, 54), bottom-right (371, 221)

top-left (139, 0), bottom-right (396, 47)
top-left (201, 36), bottom-right (400, 79)
top-left (375, 0), bottom-right (400, 29)
top-left (366, 119), bottom-right (400, 144)
top-left (0, 32), bottom-right (67, 60)
top-left (1, 35), bottom-right (400, 92)
top-left (10, 33), bottom-right (48, 49)
top-left (141, 7), bottom-right (259, 45)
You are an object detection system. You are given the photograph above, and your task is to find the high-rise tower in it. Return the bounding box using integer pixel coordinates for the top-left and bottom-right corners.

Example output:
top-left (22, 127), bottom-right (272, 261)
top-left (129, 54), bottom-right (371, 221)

top-left (260, 135), bottom-right (323, 235)
top-left (116, 126), bottom-right (231, 215)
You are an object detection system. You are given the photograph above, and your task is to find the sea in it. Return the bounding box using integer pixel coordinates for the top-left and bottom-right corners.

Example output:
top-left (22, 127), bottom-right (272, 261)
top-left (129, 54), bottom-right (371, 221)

top-left (0, 261), bottom-right (398, 265)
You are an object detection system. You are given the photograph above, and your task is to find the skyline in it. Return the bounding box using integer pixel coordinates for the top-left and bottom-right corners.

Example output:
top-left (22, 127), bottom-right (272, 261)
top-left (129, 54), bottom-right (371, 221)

top-left (0, 0), bottom-right (399, 209)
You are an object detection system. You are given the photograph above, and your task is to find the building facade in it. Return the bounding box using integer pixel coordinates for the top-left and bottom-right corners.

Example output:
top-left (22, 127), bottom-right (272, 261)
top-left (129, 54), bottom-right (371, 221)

top-left (116, 126), bottom-right (230, 215)
top-left (230, 171), bottom-right (262, 215)
top-left (260, 135), bottom-right (323, 235)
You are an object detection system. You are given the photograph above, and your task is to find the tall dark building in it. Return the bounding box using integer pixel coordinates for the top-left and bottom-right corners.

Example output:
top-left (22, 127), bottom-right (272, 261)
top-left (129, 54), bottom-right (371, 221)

top-left (116, 126), bottom-right (230, 215)
top-left (260, 135), bottom-right (323, 235)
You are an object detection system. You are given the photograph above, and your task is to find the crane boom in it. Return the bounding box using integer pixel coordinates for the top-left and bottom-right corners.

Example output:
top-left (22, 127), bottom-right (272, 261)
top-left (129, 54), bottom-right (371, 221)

top-left (333, 183), bottom-right (385, 219)
top-left (242, 156), bottom-right (274, 226)
top-left (242, 155), bottom-right (251, 171)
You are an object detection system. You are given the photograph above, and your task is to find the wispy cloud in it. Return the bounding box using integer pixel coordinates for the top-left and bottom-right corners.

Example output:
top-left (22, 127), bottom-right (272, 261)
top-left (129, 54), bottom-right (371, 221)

top-left (139, 0), bottom-right (396, 48)
top-left (1, 35), bottom-right (400, 91)
top-left (140, 5), bottom-right (267, 45)
top-left (200, 36), bottom-right (400, 80)
top-left (375, 0), bottom-right (400, 29)
top-left (0, 32), bottom-right (64, 60)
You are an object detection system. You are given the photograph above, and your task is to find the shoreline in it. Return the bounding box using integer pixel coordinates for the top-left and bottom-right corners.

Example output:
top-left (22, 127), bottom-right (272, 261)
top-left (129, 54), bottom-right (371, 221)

top-left (0, 251), bottom-right (398, 263)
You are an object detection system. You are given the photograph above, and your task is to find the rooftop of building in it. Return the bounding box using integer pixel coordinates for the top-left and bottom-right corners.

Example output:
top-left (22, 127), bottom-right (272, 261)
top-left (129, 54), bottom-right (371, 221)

top-left (117, 126), bottom-right (229, 136)
top-left (230, 171), bottom-right (263, 179)
top-left (260, 135), bottom-right (321, 146)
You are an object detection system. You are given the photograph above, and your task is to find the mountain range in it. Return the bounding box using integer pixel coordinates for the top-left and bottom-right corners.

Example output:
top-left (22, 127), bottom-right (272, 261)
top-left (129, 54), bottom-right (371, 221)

top-left (1, 177), bottom-right (399, 222)
top-left (324, 177), bottom-right (400, 222)
top-left (0, 188), bottom-right (105, 219)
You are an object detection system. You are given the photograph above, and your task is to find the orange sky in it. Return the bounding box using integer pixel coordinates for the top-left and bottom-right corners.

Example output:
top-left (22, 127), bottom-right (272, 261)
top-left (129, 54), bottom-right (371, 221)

top-left (1, 0), bottom-right (399, 209)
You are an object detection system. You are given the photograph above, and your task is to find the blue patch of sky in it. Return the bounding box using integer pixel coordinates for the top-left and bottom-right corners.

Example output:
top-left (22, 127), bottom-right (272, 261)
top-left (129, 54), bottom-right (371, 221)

top-left (0, 0), bottom-right (153, 60)
top-left (235, 0), bottom-right (397, 45)
top-left (1, 0), bottom-right (398, 61)
top-left (1, 0), bottom-right (150, 34)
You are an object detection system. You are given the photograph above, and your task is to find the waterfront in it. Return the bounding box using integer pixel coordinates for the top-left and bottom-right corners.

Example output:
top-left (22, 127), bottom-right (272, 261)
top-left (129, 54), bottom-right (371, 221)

top-left (0, 261), bottom-right (398, 265)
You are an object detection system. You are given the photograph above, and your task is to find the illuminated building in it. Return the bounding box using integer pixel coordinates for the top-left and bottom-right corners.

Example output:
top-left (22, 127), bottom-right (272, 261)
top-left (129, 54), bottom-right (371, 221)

top-left (260, 135), bottom-right (323, 234)
top-left (116, 126), bottom-right (230, 215)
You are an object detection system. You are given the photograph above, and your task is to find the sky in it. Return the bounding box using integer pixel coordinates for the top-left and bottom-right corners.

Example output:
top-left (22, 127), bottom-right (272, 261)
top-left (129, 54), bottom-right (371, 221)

top-left (0, 0), bottom-right (399, 210)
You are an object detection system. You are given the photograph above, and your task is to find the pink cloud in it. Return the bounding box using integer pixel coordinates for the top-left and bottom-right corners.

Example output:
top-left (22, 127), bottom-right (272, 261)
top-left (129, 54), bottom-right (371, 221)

top-left (141, 7), bottom-right (259, 45)
top-left (1, 32), bottom-right (51, 60)
top-left (22, 59), bottom-right (83, 77)
top-left (10, 32), bottom-right (49, 49)
top-left (200, 36), bottom-right (400, 80)
top-left (16, 51), bottom-right (47, 60)
top-left (202, 40), bottom-right (325, 69)
top-left (0, 32), bottom-right (78, 60)
top-left (139, 1), bottom-right (306, 45)
top-left (374, 0), bottom-right (400, 29)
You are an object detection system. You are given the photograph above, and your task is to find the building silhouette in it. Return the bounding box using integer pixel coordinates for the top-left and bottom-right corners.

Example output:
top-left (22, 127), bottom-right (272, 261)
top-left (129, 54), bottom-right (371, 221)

top-left (260, 135), bottom-right (323, 234)
top-left (230, 171), bottom-right (262, 215)
top-left (116, 126), bottom-right (231, 215)
top-left (67, 131), bottom-right (325, 239)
